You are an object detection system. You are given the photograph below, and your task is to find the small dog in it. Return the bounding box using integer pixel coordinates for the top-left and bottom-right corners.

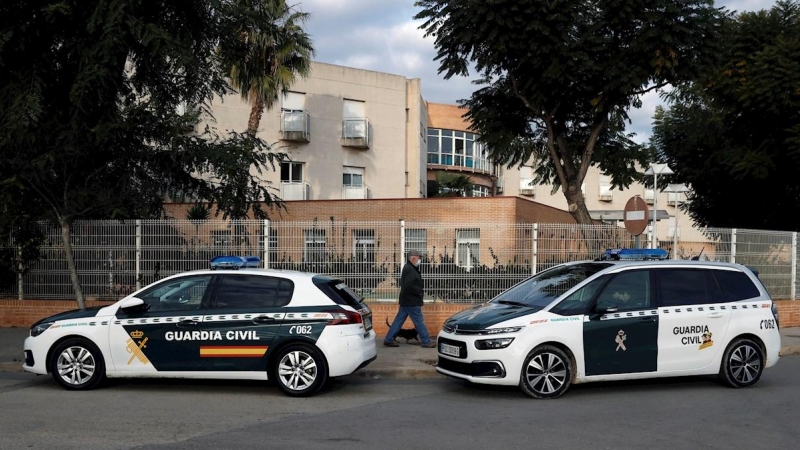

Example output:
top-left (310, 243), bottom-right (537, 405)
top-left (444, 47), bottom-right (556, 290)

top-left (386, 317), bottom-right (419, 343)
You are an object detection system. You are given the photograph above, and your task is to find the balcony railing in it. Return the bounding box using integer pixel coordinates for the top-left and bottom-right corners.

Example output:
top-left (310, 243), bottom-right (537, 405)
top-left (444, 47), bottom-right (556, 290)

top-left (341, 118), bottom-right (371, 149)
top-left (342, 184), bottom-right (372, 199)
top-left (280, 181), bottom-right (311, 201)
top-left (281, 111), bottom-right (311, 142)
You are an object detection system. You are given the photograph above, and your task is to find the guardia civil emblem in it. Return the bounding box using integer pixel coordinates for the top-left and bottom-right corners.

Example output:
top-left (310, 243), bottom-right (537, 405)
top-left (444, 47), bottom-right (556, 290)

top-left (615, 330), bottom-right (627, 351)
top-left (126, 330), bottom-right (150, 365)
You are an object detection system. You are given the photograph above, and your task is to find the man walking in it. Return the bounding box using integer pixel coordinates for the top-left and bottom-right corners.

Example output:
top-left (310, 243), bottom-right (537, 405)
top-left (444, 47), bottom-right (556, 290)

top-left (384, 250), bottom-right (436, 348)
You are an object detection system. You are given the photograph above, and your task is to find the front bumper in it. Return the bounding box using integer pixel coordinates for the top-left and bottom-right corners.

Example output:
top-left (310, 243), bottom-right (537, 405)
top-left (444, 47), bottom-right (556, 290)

top-left (22, 334), bottom-right (49, 375)
top-left (435, 331), bottom-right (523, 386)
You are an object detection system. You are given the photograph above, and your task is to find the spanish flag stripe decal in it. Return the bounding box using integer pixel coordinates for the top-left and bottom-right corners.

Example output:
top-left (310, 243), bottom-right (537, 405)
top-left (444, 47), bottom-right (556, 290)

top-left (200, 346), bottom-right (269, 358)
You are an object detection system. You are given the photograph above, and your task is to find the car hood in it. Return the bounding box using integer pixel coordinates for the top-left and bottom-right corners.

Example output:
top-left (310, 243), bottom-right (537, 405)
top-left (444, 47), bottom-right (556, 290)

top-left (444, 302), bottom-right (537, 331)
top-left (32, 306), bottom-right (105, 327)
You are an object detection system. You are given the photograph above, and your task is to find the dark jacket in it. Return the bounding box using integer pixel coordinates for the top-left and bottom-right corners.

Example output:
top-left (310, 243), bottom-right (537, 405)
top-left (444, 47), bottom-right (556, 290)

top-left (399, 261), bottom-right (424, 306)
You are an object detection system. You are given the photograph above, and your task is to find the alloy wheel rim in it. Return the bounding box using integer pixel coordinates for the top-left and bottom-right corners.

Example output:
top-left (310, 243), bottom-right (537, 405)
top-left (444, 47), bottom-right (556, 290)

top-left (526, 352), bottom-right (567, 395)
top-left (730, 344), bottom-right (761, 384)
top-left (56, 346), bottom-right (96, 385)
top-left (278, 351), bottom-right (318, 391)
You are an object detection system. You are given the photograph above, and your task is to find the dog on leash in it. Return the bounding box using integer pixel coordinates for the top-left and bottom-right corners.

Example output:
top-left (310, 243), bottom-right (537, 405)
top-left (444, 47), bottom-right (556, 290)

top-left (385, 317), bottom-right (419, 344)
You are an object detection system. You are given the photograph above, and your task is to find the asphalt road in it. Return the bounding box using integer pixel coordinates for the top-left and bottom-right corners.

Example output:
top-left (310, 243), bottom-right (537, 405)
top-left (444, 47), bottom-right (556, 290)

top-left (2, 358), bottom-right (799, 450)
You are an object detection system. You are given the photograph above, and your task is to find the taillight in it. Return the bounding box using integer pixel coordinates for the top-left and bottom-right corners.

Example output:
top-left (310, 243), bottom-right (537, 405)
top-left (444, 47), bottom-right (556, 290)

top-left (326, 310), bottom-right (363, 325)
top-left (771, 302), bottom-right (780, 329)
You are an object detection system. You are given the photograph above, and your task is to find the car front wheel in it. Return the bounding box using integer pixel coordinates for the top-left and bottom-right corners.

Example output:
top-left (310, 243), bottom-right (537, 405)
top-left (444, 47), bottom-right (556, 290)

top-left (519, 345), bottom-right (572, 399)
top-left (273, 343), bottom-right (328, 397)
top-left (49, 338), bottom-right (106, 390)
top-left (719, 338), bottom-right (764, 388)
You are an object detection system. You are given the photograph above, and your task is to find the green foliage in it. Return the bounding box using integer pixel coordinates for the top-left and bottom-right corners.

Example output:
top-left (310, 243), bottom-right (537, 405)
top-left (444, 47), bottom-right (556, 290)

top-left (186, 203), bottom-right (213, 221)
top-left (652, 1), bottom-right (800, 230)
top-left (414, 0), bottom-right (726, 222)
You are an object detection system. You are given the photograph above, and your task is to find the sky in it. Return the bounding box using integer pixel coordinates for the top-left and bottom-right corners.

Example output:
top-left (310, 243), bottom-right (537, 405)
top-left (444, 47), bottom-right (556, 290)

top-left (295, 0), bottom-right (778, 144)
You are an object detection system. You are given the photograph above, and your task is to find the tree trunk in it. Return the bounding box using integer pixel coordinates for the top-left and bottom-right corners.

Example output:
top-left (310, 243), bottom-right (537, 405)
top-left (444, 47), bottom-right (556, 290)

top-left (60, 218), bottom-right (86, 310)
top-left (246, 97), bottom-right (265, 136)
top-left (564, 183), bottom-right (594, 224)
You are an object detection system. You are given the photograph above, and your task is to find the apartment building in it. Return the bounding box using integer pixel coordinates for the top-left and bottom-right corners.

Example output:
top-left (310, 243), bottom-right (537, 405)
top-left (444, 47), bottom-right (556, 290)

top-left (201, 61), bottom-right (695, 248)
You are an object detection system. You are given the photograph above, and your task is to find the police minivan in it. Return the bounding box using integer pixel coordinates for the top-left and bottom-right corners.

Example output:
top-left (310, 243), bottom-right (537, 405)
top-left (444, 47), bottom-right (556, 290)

top-left (436, 249), bottom-right (781, 398)
top-left (23, 256), bottom-right (376, 397)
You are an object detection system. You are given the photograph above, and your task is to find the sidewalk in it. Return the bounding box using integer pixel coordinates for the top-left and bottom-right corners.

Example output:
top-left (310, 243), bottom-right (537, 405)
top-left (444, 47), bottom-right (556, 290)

top-left (1, 327), bottom-right (798, 378)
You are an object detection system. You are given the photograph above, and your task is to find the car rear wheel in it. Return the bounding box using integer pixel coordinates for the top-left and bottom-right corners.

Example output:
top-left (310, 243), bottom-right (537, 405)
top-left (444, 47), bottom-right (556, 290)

top-left (719, 338), bottom-right (764, 388)
top-left (273, 343), bottom-right (328, 397)
top-left (519, 345), bottom-right (572, 399)
top-left (49, 338), bottom-right (106, 390)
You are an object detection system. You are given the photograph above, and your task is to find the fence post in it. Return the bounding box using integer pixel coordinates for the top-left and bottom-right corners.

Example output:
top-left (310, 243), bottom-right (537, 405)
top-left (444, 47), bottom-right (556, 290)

top-left (532, 223), bottom-right (538, 275)
top-left (135, 220), bottom-right (141, 291)
top-left (17, 259), bottom-right (23, 301)
top-left (399, 219), bottom-right (405, 269)
top-left (263, 219), bottom-right (270, 269)
top-left (792, 232), bottom-right (797, 301)
top-left (731, 228), bottom-right (737, 264)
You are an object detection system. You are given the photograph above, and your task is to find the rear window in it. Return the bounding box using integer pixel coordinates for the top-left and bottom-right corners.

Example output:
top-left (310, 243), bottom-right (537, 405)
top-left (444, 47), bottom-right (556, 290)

top-left (712, 270), bottom-right (761, 302)
top-left (312, 276), bottom-right (364, 309)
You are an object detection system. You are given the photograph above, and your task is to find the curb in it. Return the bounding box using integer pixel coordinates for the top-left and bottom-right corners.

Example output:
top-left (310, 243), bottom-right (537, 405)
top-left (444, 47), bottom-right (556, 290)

top-left (780, 346), bottom-right (800, 356)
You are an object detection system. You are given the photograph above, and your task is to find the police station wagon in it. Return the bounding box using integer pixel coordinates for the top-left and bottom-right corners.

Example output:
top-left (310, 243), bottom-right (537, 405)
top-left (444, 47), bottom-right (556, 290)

top-left (23, 256), bottom-right (376, 397)
top-left (436, 249), bottom-right (781, 398)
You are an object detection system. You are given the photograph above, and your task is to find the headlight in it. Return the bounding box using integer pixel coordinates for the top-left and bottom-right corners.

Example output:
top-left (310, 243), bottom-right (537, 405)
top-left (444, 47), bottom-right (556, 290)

top-left (481, 326), bottom-right (524, 335)
top-left (30, 322), bottom-right (53, 337)
top-left (475, 338), bottom-right (515, 350)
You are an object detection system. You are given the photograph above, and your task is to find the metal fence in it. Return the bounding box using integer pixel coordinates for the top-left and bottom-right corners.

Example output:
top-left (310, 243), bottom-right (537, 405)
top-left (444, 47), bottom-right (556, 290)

top-left (1, 220), bottom-right (797, 302)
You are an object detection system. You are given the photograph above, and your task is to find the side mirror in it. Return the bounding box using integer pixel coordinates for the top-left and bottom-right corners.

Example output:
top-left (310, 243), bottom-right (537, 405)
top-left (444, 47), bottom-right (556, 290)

top-left (119, 297), bottom-right (148, 313)
top-left (594, 301), bottom-right (619, 315)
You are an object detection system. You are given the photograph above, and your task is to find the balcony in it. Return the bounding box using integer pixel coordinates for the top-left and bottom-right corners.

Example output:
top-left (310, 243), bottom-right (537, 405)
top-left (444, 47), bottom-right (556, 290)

top-left (280, 181), bottom-right (311, 201)
top-left (342, 184), bottom-right (372, 199)
top-left (341, 118), bottom-right (371, 149)
top-left (281, 111), bottom-right (311, 142)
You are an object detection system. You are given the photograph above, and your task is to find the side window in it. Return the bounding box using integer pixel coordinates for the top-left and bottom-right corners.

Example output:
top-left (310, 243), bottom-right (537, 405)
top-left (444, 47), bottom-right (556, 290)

top-left (657, 269), bottom-right (725, 307)
top-left (595, 270), bottom-right (651, 311)
top-left (712, 270), bottom-right (761, 302)
top-left (138, 276), bottom-right (212, 311)
top-left (550, 276), bottom-right (608, 316)
top-left (213, 275), bottom-right (294, 309)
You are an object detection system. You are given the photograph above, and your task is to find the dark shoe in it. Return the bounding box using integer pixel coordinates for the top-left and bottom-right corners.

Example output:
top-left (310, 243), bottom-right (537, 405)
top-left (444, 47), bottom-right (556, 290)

top-left (383, 341), bottom-right (400, 347)
top-left (421, 342), bottom-right (437, 348)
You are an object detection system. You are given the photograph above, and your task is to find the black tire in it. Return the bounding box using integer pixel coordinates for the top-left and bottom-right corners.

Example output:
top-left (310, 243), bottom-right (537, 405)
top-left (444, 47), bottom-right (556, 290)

top-left (272, 343), bottom-right (328, 397)
top-left (719, 338), bottom-right (764, 388)
top-left (519, 345), bottom-right (572, 399)
top-left (49, 338), bottom-right (106, 390)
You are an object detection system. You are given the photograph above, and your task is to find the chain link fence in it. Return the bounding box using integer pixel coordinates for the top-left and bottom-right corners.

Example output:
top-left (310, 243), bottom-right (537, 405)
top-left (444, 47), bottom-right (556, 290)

top-left (1, 220), bottom-right (797, 303)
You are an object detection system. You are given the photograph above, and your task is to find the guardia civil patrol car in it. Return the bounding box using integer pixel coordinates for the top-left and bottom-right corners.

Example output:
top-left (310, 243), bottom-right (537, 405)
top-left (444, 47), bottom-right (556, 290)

top-left (436, 248), bottom-right (781, 398)
top-left (23, 256), bottom-right (377, 397)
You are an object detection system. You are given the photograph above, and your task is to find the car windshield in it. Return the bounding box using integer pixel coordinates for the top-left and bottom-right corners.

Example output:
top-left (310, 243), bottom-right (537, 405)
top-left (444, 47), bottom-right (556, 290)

top-left (491, 262), bottom-right (611, 309)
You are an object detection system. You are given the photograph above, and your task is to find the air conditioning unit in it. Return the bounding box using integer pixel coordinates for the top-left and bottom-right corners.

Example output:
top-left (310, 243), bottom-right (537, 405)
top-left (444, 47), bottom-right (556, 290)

top-left (599, 185), bottom-right (613, 202)
top-left (520, 188), bottom-right (535, 197)
top-left (644, 189), bottom-right (655, 205)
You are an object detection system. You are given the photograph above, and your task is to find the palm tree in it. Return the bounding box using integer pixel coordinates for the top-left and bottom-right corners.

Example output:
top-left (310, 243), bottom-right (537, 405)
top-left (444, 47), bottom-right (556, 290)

top-left (222, 0), bottom-right (315, 136)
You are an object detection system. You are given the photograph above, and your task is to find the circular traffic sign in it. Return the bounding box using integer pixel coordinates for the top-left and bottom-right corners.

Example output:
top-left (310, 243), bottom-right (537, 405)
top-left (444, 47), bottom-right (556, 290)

top-left (623, 195), bottom-right (648, 236)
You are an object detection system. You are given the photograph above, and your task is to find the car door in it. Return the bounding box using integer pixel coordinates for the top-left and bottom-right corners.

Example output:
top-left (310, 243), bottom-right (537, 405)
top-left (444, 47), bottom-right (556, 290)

top-left (655, 268), bottom-right (731, 373)
top-left (198, 274), bottom-right (291, 372)
top-left (110, 274), bottom-right (214, 373)
top-left (583, 269), bottom-right (659, 376)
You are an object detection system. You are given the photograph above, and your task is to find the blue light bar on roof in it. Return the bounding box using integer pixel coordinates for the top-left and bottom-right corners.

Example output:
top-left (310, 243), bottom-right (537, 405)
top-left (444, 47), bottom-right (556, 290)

top-left (601, 248), bottom-right (669, 261)
top-left (209, 255), bottom-right (261, 269)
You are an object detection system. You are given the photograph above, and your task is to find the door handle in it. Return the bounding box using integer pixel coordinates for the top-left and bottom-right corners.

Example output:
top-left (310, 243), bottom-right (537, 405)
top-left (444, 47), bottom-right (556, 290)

top-left (638, 317), bottom-right (656, 323)
top-left (252, 316), bottom-right (276, 324)
top-left (177, 319), bottom-right (199, 327)
top-left (707, 312), bottom-right (724, 319)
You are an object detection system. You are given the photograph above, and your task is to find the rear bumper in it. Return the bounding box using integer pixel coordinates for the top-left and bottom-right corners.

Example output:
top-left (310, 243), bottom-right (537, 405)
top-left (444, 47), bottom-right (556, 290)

top-left (317, 329), bottom-right (377, 377)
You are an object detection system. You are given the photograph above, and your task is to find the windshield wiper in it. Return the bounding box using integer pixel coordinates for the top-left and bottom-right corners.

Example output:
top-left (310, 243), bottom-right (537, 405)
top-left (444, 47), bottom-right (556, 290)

top-left (496, 300), bottom-right (529, 307)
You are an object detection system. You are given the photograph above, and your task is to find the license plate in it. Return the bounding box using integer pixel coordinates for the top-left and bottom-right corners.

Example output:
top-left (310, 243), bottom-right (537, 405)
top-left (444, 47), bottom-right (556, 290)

top-left (440, 343), bottom-right (460, 357)
top-left (363, 316), bottom-right (372, 331)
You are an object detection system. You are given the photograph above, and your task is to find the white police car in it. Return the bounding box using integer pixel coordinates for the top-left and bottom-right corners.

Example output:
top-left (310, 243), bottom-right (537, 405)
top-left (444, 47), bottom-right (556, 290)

top-left (436, 248), bottom-right (781, 398)
top-left (23, 256), bottom-right (376, 397)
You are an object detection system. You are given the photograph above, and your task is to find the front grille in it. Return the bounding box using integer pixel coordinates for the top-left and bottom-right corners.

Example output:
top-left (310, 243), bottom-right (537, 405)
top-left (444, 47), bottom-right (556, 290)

top-left (437, 357), bottom-right (506, 378)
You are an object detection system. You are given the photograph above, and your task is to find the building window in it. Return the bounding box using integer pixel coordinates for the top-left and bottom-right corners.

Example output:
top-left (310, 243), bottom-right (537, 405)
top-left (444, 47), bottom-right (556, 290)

top-left (304, 229), bottom-right (326, 262)
top-left (427, 128), bottom-right (491, 172)
top-left (599, 175), bottom-right (613, 202)
top-left (456, 228), bottom-right (480, 271)
top-left (353, 229), bottom-right (375, 263)
top-left (405, 229), bottom-right (427, 258)
top-left (281, 162), bottom-right (303, 182)
top-left (281, 92), bottom-right (308, 134)
top-left (343, 99), bottom-right (367, 139)
top-left (343, 166), bottom-right (364, 187)
top-left (472, 185), bottom-right (489, 197)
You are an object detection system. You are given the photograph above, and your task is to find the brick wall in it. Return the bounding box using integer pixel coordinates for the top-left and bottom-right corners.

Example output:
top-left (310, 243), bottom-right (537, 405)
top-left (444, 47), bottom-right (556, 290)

top-left (3, 300), bottom-right (798, 330)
